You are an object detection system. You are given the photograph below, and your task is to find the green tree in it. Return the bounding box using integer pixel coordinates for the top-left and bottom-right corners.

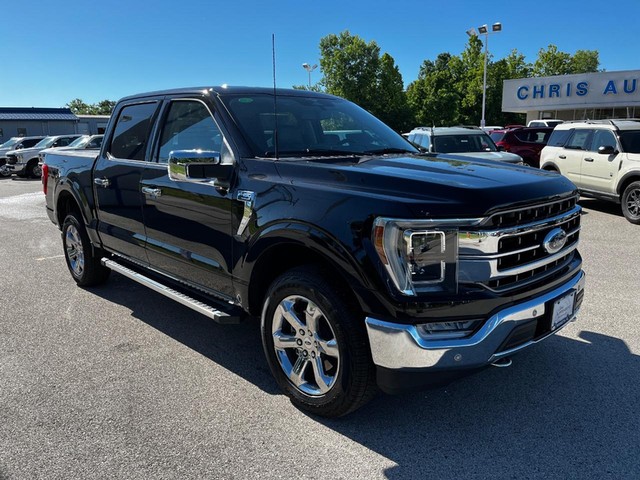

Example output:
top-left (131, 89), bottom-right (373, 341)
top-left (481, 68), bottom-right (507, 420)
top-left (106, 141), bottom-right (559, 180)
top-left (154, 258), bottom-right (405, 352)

top-left (95, 100), bottom-right (116, 115)
top-left (375, 53), bottom-right (413, 131)
top-left (319, 31), bottom-right (381, 113)
top-left (66, 98), bottom-right (94, 115)
top-left (532, 44), bottom-right (599, 76)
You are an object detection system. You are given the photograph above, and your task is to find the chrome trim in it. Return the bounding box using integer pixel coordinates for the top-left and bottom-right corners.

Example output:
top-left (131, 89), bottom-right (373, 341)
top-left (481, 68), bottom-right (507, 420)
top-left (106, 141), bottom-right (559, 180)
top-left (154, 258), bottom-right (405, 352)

top-left (458, 206), bottom-right (581, 254)
top-left (479, 194), bottom-right (579, 227)
top-left (365, 270), bottom-right (585, 370)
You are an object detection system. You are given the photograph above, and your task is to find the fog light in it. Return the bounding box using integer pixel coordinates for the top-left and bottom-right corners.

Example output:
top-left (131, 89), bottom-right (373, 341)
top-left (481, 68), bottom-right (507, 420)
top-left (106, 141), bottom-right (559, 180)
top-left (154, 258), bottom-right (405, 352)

top-left (416, 319), bottom-right (482, 340)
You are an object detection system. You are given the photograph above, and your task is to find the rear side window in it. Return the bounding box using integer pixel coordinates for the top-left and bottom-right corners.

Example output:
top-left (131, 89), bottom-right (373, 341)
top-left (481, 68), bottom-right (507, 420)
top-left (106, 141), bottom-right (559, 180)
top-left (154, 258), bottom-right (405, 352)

top-left (547, 129), bottom-right (572, 147)
top-left (514, 129), bottom-right (551, 144)
top-left (108, 102), bottom-right (158, 161)
top-left (619, 131), bottom-right (640, 154)
top-left (21, 138), bottom-right (41, 148)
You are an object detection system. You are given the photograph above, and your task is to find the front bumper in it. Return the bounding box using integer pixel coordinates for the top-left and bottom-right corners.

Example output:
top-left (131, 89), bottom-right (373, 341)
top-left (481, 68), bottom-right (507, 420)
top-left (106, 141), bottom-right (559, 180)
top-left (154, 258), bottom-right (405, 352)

top-left (366, 270), bottom-right (585, 393)
top-left (6, 162), bottom-right (27, 174)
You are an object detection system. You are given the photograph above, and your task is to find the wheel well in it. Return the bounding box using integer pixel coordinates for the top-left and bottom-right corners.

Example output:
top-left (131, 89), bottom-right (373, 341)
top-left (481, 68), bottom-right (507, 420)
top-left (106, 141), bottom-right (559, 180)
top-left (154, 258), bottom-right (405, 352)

top-left (56, 191), bottom-right (81, 226)
top-left (542, 165), bottom-right (558, 172)
top-left (618, 176), bottom-right (640, 196)
top-left (247, 243), bottom-right (357, 317)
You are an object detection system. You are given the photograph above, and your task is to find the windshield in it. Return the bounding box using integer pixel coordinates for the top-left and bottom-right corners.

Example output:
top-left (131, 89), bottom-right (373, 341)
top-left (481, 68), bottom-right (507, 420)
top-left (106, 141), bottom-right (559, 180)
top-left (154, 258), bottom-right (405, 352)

top-left (433, 133), bottom-right (498, 153)
top-left (0, 138), bottom-right (21, 149)
top-left (619, 131), bottom-right (640, 154)
top-left (489, 132), bottom-right (506, 142)
top-left (221, 93), bottom-right (418, 158)
top-left (67, 136), bottom-right (90, 148)
top-left (34, 136), bottom-right (57, 148)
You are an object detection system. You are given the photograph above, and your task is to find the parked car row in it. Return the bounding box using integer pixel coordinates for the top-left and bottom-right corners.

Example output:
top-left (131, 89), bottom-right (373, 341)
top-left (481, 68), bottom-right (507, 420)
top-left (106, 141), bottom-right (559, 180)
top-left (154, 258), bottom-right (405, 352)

top-left (0, 134), bottom-right (103, 178)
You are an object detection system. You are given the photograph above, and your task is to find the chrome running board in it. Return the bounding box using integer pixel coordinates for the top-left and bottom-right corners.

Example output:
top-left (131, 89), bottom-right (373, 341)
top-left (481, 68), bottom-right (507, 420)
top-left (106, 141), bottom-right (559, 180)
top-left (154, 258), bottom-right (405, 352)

top-left (101, 258), bottom-right (241, 324)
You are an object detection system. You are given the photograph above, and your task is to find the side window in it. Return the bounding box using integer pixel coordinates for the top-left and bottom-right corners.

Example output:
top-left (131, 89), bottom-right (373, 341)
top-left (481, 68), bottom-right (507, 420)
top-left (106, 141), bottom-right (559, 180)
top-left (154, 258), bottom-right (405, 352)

top-left (22, 138), bottom-right (41, 148)
top-left (547, 129), bottom-right (572, 147)
top-left (590, 130), bottom-right (617, 152)
top-left (56, 137), bottom-right (74, 147)
top-left (108, 102), bottom-right (158, 161)
top-left (157, 100), bottom-right (226, 164)
top-left (565, 129), bottom-right (592, 150)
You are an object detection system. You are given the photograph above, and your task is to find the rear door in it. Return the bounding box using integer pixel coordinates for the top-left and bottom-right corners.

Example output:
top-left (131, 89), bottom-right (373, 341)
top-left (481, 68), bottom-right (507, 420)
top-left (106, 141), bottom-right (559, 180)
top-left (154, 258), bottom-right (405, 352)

top-left (579, 129), bottom-right (620, 194)
top-left (139, 97), bottom-right (236, 300)
top-left (93, 100), bottom-right (161, 264)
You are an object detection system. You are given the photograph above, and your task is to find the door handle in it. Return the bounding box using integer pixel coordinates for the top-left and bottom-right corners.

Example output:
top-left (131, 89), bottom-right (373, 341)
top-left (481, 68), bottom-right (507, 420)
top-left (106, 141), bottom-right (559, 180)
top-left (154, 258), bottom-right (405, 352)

top-left (558, 155), bottom-right (566, 159)
top-left (94, 177), bottom-right (110, 187)
top-left (584, 157), bottom-right (594, 162)
top-left (141, 186), bottom-right (162, 197)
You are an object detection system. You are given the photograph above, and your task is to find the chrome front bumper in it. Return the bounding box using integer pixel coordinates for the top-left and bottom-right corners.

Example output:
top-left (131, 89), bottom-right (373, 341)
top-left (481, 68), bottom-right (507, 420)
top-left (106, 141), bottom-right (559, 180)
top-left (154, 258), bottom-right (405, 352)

top-left (366, 270), bottom-right (585, 371)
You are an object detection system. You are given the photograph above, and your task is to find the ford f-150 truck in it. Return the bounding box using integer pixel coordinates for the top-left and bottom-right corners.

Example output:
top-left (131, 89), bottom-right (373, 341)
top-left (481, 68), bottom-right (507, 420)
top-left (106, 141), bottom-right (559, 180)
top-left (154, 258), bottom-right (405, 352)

top-left (43, 86), bottom-right (585, 417)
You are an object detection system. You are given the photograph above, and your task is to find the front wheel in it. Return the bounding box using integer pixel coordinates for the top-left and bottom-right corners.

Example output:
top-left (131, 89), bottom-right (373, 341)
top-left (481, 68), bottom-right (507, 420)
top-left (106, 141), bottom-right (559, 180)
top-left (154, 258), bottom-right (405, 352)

top-left (62, 211), bottom-right (111, 286)
top-left (622, 181), bottom-right (640, 224)
top-left (261, 266), bottom-right (377, 417)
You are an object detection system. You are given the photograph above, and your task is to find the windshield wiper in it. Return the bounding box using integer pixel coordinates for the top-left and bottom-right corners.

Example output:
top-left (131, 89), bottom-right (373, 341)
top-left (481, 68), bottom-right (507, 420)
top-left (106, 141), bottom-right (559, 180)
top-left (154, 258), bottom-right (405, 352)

top-left (362, 147), bottom-right (417, 155)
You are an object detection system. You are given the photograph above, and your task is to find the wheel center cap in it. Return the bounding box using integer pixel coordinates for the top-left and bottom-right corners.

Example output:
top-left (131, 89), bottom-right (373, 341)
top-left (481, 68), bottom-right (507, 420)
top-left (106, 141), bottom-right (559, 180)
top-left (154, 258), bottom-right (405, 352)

top-left (304, 339), bottom-right (312, 347)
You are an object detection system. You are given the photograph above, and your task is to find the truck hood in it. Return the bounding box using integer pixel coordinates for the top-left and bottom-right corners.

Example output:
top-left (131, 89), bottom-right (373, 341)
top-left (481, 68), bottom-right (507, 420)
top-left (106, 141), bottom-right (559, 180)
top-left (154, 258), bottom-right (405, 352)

top-left (275, 153), bottom-right (577, 217)
top-left (6, 146), bottom-right (44, 157)
top-left (449, 151), bottom-right (523, 164)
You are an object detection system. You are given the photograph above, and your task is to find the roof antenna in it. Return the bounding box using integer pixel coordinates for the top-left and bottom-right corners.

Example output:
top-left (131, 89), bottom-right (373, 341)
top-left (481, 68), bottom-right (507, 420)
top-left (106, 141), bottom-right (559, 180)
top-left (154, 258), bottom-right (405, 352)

top-left (272, 33), bottom-right (279, 159)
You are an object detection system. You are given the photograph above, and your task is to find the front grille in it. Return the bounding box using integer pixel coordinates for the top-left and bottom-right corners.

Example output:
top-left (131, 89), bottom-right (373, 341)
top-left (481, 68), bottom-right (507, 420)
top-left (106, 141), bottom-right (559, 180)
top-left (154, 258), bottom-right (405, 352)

top-left (459, 195), bottom-right (581, 293)
top-left (6, 155), bottom-right (17, 165)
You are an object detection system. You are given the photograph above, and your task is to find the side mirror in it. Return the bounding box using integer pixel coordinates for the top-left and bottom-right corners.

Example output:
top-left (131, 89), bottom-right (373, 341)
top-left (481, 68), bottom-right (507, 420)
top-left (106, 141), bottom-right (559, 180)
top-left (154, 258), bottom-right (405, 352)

top-left (168, 150), bottom-right (233, 185)
top-left (598, 145), bottom-right (617, 155)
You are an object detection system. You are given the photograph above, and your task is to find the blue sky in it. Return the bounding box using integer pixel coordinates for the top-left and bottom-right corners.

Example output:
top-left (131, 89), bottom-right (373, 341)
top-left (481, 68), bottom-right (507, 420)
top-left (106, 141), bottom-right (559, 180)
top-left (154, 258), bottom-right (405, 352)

top-left (2, 0), bottom-right (639, 108)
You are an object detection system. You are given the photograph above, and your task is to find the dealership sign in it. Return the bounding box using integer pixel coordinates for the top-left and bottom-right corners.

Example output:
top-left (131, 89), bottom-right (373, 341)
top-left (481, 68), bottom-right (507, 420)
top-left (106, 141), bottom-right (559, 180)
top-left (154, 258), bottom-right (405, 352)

top-left (502, 69), bottom-right (640, 112)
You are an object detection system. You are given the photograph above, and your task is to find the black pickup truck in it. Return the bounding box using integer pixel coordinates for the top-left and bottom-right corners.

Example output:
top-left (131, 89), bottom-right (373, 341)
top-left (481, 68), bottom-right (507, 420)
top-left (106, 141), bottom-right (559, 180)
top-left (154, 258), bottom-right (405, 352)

top-left (43, 86), bottom-right (585, 417)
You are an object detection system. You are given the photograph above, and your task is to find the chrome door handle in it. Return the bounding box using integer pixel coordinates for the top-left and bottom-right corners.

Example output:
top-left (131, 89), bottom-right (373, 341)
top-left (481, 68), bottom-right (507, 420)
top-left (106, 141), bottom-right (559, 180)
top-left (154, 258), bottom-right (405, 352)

top-left (141, 186), bottom-right (162, 197)
top-left (584, 157), bottom-right (594, 162)
top-left (94, 177), bottom-right (110, 187)
top-left (558, 155), bottom-right (566, 159)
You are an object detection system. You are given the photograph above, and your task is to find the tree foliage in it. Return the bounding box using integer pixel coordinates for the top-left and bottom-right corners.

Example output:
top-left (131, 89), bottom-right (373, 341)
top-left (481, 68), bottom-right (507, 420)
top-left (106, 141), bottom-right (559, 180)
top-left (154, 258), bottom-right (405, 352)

top-left (301, 31), bottom-right (602, 130)
top-left (318, 31), bottom-right (410, 131)
top-left (66, 98), bottom-right (116, 115)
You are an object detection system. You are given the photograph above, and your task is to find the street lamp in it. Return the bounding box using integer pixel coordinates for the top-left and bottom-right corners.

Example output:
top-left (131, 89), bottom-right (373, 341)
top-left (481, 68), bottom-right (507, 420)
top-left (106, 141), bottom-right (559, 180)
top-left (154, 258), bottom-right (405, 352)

top-left (467, 22), bottom-right (502, 129)
top-left (302, 62), bottom-right (318, 89)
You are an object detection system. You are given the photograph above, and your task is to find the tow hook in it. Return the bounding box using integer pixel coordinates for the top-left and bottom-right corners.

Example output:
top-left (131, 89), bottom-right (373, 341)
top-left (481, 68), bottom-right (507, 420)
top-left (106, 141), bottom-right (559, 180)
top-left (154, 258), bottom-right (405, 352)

top-left (491, 357), bottom-right (512, 368)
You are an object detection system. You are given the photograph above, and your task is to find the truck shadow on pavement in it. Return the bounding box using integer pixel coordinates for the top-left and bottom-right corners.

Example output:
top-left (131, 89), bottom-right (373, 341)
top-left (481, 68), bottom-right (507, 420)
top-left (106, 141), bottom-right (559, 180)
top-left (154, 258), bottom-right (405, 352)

top-left (579, 197), bottom-right (624, 218)
top-left (95, 274), bottom-right (639, 479)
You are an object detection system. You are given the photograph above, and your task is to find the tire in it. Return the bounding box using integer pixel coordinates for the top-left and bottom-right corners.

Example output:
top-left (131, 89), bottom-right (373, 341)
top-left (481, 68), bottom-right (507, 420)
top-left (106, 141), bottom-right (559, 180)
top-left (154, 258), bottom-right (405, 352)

top-left (261, 266), bottom-right (377, 417)
top-left (621, 181), bottom-right (640, 224)
top-left (62, 211), bottom-right (111, 286)
top-left (27, 159), bottom-right (41, 178)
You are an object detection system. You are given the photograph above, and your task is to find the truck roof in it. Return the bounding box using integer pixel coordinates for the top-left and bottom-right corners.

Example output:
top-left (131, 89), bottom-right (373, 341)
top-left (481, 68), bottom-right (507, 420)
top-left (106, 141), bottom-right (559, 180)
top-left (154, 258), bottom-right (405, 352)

top-left (118, 86), bottom-right (338, 103)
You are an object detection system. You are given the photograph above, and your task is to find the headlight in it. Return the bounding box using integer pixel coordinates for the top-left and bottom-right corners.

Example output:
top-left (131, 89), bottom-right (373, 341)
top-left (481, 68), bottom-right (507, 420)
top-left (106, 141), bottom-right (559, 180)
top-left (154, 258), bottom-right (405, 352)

top-left (374, 218), bottom-right (459, 295)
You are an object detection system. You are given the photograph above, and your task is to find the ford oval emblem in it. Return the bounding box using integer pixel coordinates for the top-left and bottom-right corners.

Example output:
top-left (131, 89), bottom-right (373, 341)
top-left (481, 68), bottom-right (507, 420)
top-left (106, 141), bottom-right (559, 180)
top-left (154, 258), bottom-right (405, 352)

top-left (543, 228), bottom-right (567, 254)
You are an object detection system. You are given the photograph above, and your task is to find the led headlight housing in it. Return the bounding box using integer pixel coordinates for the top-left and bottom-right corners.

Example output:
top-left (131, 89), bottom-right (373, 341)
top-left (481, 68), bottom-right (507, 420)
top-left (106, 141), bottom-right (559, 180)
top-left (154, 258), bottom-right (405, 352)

top-left (373, 217), bottom-right (481, 296)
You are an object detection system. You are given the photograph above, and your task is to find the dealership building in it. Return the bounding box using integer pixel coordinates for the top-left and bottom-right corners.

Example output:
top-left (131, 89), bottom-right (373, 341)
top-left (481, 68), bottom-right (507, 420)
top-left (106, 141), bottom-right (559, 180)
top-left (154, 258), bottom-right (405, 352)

top-left (502, 69), bottom-right (640, 123)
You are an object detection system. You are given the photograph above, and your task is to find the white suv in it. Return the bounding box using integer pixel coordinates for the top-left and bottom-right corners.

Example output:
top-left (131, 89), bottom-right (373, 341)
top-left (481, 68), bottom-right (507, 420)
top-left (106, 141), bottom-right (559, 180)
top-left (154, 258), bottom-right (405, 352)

top-left (540, 119), bottom-right (640, 223)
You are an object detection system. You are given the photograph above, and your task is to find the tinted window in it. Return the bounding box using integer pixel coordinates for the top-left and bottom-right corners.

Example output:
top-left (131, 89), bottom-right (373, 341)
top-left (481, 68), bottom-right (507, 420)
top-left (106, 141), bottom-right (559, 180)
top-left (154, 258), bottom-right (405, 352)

top-left (21, 138), bottom-right (42, 148)
top-left (590, 130), bottom-right (617, 152)
top-left (513, 129), bottom-right (551, 144)
top-left (565, 130), bottom-right (592, 150)
top-left (619, 131), bottom-right (640, 154)
top-left (157, 100), bottom-right (226, 164)
top-left (108, 102), bottom-right (158, 161)
top-left (433, 133), bottom-right (497, 153)
top-left (547, 129), bottom-right (572, 147)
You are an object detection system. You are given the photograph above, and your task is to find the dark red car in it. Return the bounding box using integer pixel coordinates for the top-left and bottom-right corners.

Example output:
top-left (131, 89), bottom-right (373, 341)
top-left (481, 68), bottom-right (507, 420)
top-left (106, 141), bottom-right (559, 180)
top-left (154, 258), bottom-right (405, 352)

top-left (489, 127), bottom-right (553, 168)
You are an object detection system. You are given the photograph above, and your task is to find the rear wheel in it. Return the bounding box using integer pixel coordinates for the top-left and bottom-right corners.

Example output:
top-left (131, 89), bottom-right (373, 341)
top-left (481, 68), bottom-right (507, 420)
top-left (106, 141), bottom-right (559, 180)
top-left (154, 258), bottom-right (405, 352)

top-left (621, 181), bottom-right (640, 224)
top-left (261, 266), bottom-right (377, 417)
top-left (62, 211), bottom-right (111, 286)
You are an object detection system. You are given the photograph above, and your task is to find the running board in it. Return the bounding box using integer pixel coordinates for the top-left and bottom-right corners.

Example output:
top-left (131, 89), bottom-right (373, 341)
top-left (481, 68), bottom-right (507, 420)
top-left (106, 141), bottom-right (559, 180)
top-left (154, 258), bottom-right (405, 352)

top-left (101, 258), bottom-right (241, 324)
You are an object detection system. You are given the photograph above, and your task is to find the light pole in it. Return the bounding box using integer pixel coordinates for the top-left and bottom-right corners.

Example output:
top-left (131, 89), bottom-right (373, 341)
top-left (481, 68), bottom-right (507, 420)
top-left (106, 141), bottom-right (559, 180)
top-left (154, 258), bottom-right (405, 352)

top-left (302, 62), bottom-right (318, 89)
top-left (467, 22), bottom-right (502, 129)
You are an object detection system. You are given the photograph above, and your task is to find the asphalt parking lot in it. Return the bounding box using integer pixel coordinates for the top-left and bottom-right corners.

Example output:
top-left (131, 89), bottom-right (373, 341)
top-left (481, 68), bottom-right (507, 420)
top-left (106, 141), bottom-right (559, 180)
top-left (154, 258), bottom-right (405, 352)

top-left (0, 176), bottom-right (638, 479)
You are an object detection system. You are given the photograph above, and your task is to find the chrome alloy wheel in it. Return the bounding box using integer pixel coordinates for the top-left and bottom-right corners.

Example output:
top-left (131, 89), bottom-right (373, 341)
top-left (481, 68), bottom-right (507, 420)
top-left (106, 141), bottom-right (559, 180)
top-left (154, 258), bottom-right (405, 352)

top-left (625, 186), bottom-right (640, 218)
top-left (271, 295), bottom-right (340, 396)
top-left (65, 224), bottom-right (85, 278)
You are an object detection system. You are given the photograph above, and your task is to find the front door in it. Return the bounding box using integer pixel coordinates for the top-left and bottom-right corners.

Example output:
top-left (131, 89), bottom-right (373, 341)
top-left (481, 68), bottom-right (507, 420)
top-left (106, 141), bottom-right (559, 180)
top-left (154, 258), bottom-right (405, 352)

top-left (140, 98), bottom-right (236, 300)
top-left (556, 129), bottom-right (593, 186)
